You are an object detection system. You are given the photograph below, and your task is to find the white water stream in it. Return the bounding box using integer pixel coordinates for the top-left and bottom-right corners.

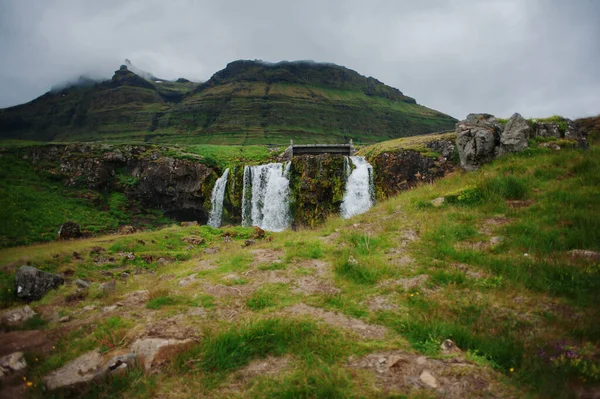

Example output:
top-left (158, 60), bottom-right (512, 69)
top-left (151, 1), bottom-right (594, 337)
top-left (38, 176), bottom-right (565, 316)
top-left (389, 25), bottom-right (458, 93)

top-left (340, 156), bottom-right (375, 218)
top-left (207, 168), bottom-right (230, 227)
top-left (241, 162), bottom-right (291, 232)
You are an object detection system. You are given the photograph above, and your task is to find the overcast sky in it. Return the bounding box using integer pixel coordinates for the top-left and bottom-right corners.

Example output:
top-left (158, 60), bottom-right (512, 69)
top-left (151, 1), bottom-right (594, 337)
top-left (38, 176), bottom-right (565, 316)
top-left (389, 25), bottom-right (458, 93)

top-left (0, 0), bottom-right (599, 119)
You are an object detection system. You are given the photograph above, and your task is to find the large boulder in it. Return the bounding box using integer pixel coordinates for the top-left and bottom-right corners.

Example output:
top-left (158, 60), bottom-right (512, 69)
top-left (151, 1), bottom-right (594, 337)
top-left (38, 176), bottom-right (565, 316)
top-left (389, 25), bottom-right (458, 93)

top-left (455, 114), bottom-right (502, 171)
top-left (15, 266), bottom-right (64, 301)
top-left (43, 351), bottom-right (104, 390)
top-left (499, 113), bottom-right (531, 153)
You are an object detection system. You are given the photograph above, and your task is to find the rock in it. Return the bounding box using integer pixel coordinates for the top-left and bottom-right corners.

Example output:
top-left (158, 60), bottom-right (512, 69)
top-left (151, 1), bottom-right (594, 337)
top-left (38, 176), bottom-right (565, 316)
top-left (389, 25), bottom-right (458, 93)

top-left (58, 221), bottom-right (82, 240)
top-left (455, 113), bottom-right (502, 171)
top-left (489, 236), bottom-right (504, 246)
top-left (570, 249), bottom-right (600, 261)
top-left (99, 280), bottom-right (116, 294)
top-left (180, 221), bottom-right (199, 227)
top-left (1, 305), bottom-right (36, 325)
top-left (59, 315), bottom-right (70, 323)
top-left (204, 247), bottom-right (219, 254)
top-left (182, 236), bottom-right (205, 246)
top-left (15, 266), bottom-right (64, 301)
top-left (244, 239), bottom-right (256, 247)
top-left (0, 352), bottom-right (27, 377)
top-left (500, 113), bottom-right (531, 153)
top-left (131, 338), bottom-right (192, 370)
top-left (416, 356), bottom-right (428, 365)
top-left (538, 142), bottom-right (561, 151)
top-left (43, 351), bottom-right (104, 390)
top-left (105, 353), bottom-right (136, 373)
top-left (253, 226), bottom-right (265, 239)
top-left (535, 122), bottom-right (561, 138)
top-left (440, 339), bottom-right (462, 354)
top-left (118, 252), bottom-right (135, 260)
top-left (120, 272), bottom-right (130, 279)
top-left (102, 305), bottom-right (117, 313)
top-left (74, 279), bottom-right (90, 289)
top-left (157, 258), bottom-right (170, 266)
top-left (431, 197), bottom-right (445, 207)
top-left (82, 305), bottom-right (96, 311)
top-left (419, 369), bottom-right (438, 388)
top-left (118, 225), bottom-right (136, 235)
top-left (348, 256), bottom-right (358, 266)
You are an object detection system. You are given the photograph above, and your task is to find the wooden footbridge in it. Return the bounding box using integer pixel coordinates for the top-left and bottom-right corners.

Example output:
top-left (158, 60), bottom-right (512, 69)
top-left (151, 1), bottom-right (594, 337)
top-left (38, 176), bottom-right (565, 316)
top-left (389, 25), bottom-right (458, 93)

top-left (281, 140), bottom-right (356, 159)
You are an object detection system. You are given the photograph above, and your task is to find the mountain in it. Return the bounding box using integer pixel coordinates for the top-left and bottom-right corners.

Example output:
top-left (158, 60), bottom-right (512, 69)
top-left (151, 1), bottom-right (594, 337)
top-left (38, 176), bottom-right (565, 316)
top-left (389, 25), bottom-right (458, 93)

top-left (0, 60), bottom-right (457, 145)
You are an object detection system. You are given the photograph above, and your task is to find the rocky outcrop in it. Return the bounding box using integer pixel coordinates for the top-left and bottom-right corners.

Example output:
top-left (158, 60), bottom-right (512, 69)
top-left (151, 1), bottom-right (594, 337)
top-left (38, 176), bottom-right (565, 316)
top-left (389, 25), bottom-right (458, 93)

top-left (43, 351), bottom-right (104, 390)
top-left (23, 144), bottom-right (218, 223)
top-left (289, 155), bottom-right (347, 227)
top-left (367, 136), bottom-right (456, 199)
top-left (455, 114), bottom-right (502, 171)
top-left (0, 352), bottom-right (27, 377)
top-left (15, 266), bottom-right (64, 301)
top-left (456, 113), bottom-right (587, 170)
top-left (499, 113), bottom-right (531, 154)
top-left (1, 306), bottom-right (36, 326)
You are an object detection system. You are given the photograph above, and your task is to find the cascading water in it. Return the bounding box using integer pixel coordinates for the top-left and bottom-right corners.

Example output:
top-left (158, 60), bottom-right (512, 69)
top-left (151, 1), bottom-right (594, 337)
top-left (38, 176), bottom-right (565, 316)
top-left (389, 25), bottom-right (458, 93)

top-left (340, 156), bottom-right (375, 218)
top-left (207, 168), bottom-right (230, 228)
top-left (241, 162), bottom-right (292, 232)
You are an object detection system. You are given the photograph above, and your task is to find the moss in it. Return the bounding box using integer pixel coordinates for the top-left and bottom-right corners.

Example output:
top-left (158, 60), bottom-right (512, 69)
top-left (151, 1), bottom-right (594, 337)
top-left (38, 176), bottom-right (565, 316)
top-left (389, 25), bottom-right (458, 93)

top-left (289, 155), bottom-right (347, 227)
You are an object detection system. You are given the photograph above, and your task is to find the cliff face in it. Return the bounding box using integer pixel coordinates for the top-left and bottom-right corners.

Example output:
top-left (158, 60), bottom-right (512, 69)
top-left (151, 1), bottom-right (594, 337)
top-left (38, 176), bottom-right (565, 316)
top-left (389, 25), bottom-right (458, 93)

top-left (0, 61), bottom-right (456, 145)
top-left (23, 144), bottom-right (217, 222)
top-left (289, 154), bottom-right (347, 227)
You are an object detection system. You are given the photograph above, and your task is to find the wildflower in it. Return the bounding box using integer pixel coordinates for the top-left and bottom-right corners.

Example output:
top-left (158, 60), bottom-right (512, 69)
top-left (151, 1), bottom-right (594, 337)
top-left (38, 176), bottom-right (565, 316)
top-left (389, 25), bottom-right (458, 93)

top-left (26, 382), bottom-right (33, 387)
top-left (52, 346), bottom-right (56, 350)
top-left (23, 377), bottom-right (27, 381)
top-left (410, 294), bottom-right (414, 297)
top-left (509, 368), bottom-right (514, 373)
top-left (35, 358), bottom-right (38, 362)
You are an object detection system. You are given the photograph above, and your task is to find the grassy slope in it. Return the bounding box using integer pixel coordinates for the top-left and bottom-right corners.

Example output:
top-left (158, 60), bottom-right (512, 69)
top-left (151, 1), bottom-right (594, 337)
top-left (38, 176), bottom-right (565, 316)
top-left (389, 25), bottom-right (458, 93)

top-left (1, 64), bottom-right (456, 146)
top-left (159, 82), bottom-right (455, 146)
top-left (0, 144), bottom-right (599, 398)
top-left (0, 153), bottom-right (172, 248)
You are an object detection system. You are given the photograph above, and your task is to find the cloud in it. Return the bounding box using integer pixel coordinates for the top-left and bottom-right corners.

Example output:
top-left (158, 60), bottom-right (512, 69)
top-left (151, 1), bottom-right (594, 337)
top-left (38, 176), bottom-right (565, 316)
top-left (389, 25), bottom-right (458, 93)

top-left (0, 0), bottom-right (598, 119)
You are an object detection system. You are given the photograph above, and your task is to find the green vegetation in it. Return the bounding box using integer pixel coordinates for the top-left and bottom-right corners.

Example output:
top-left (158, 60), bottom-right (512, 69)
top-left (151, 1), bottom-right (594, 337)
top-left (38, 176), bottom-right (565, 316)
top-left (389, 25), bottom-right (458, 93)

top-left (0, 60), bottom-right (456, 145)
top-left (0, 136), bottom-right (598, 398)
top-left (0, 153), bottom-right (172, 248)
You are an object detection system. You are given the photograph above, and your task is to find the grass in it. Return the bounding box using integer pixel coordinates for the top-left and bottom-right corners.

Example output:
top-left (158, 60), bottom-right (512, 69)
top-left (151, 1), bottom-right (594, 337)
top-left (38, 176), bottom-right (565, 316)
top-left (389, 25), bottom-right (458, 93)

top-left (0, 138), bottom-right (598, 398)
top-left (0, 153), bottom-right (172, 248)
top-left (174, 318), bottom-right (347, 377)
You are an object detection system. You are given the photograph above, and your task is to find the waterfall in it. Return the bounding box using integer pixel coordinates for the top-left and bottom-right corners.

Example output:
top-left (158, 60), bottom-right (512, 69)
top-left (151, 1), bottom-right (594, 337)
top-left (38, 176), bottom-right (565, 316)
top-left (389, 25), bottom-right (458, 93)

top-left (241, 162), bottom-right (291, 232)
top-left (340, 156), bottom-right (375, 218)
top-left (207, 168), bottom-right (230, 228)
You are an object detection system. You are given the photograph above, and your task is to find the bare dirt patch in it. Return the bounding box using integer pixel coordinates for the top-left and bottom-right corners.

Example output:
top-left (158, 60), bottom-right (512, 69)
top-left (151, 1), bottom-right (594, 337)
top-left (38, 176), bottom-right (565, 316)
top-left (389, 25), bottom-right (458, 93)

top-left (250, 249), bottom-right (285, 266)
top-left (320, 231), bottom-right (341, 244)
top-left (479, 216), bottom-right (511, 235)
top-left (348, 350), bottom-right (517, 398)
top-left (0, 330), bottom-right (55, 357)
top-left (366, 295), bottom-right (397, 312)
top-left (384, 274), bottom-right (429, 291)
top-left (118, 290), bottom-right (149, 307)
top-left (202, 283), bottom-right (254, 298)
top-left (285, 303), bottom-right (387, 340)
top-left (291, 259), bottom-right (330, 276)
top-left (143, 314), bottom-right (202, 341)
top-left (293, 276), bottom-right (340, 295)
top-left (193, 260), bottom-right (216, 272)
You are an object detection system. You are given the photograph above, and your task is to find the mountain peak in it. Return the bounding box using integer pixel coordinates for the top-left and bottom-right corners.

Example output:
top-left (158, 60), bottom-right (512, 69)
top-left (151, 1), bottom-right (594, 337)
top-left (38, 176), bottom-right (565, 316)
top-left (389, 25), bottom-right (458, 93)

top-left (200, 59), bottom-right (415, 103)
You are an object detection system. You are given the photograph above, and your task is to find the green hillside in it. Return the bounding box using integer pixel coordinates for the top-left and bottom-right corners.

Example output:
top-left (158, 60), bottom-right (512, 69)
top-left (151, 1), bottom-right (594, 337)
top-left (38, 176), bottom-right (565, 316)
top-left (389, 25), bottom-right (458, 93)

top-left (0, 60), bottom-right (456, 145)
